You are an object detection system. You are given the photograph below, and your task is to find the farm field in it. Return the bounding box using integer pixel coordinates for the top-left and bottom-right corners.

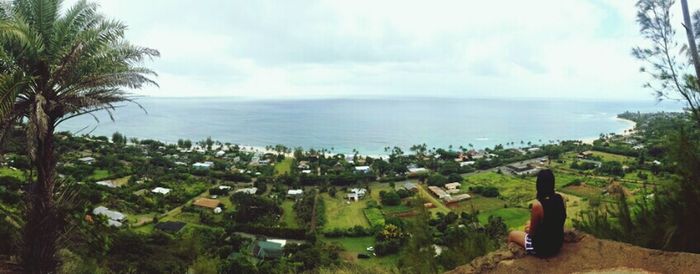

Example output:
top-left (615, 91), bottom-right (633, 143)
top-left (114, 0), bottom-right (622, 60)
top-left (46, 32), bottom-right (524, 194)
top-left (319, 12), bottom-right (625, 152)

top-left (322, 193), bottom-right (370, 230)
top-left (281, 200), bottom-right (299, 228)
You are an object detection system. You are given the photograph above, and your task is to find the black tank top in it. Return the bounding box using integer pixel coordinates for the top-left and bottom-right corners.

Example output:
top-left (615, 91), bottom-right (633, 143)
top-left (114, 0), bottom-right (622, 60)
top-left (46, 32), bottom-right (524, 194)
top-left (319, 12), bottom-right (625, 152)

top-left (532, 194), bottom-right (566, 257)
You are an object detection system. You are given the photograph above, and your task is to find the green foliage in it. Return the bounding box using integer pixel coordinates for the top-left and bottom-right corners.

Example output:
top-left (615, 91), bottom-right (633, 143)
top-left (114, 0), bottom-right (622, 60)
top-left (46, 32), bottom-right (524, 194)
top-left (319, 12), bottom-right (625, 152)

top-left (427, 174), bottom-right (448, 187)
top-left (379, 191), bottom-right (401, 206)
top-left (363, 207), bottom-right (385, 228)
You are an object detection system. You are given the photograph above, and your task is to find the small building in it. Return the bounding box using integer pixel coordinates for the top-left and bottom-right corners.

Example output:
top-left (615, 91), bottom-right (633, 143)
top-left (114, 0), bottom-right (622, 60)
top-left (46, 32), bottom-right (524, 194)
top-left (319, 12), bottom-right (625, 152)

top-left (354, 166), bottom-right (371, 173)
top-left (235, 187), bottom-right (258, 195)
top-left (346, 188), bottom-right (367, 201)
top-left (403, 182), bottom-right (418, 192)
top-left (219, 185), bottom-right (232, 190)
top-left (527, 147), bottom-right (541, 153)
top-left (215, 150), bottom-right (226, 157)
top-left (151, 187), bottom-right (171, 195)
top-left (577, 151), bottom-right (594, 159)
top-left (95, 180), bottom-right (116, 188)
top-left (287, 189), bottom-right (304, 198)
top-left (507, 162), bottom-right (539, 176)
top-left (301, 169), bottom-right (312, 174)
top-left (193, 198), bottom-right (221, 210)
top-left (407, 167), bottom-right (428, 174)
top-left (253, 241), bottom-right (284, 259)
top-left (213, 207), bottom-right (223, 214)
top-left (460, 161), bottom-right (475, 167)
top-left (445, 194), bottom-right (471, 203)
top-left (298, 161), bottom-right (310, 169)
top-left (78, 156), bottom-right (96, 165)
top-left (193, 161), bottom-right (214, 170)
top-left (445, 182), bottom-right (461, 190)
top-left (428, 186), bottom-right (450, 200)
top-left (154, 221), bottom-right (186, 233)
top-left (93, 206), bottom-right (125, 227)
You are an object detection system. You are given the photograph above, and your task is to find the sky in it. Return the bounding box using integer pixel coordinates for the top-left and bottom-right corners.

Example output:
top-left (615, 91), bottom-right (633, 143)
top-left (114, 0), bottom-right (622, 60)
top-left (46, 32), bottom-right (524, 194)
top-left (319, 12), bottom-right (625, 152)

top-left (62, 0), bottom-right (700, 100)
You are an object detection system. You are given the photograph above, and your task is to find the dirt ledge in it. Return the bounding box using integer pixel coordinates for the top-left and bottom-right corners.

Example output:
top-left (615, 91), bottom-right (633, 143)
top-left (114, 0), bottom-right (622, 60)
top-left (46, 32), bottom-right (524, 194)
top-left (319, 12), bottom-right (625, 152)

top-left (446, 230), bottom-right (700, 274)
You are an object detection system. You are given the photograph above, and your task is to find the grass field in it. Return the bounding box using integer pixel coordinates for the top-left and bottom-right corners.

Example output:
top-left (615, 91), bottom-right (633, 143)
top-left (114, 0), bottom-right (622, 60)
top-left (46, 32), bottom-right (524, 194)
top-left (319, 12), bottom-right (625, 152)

top-left (450, 195), bottom-right (507, 214)
top-left (463, 172), bottom-right (535, 206)
top-left (322, 236), bottom-right (400, 271)
top-left (590, 151), bottom-right (634, 163)
top-left (322, 193), bottom-right (370, 230)
top-left (363, 208), bottom-right (385, 227)
top-left (274, 158), bottom-right (293, 175)
top-left (88, 169), bottom-right (111, 181)
top-left (478, 207), bottom-right (530, 229)
top-left (281, 200), bottom-right (300, 228)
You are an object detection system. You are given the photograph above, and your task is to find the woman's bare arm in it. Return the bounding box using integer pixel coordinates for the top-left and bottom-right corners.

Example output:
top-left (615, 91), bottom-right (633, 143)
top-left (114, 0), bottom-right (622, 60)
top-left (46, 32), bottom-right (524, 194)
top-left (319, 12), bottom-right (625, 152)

top-left (529, 201), bottom-right (544, 236)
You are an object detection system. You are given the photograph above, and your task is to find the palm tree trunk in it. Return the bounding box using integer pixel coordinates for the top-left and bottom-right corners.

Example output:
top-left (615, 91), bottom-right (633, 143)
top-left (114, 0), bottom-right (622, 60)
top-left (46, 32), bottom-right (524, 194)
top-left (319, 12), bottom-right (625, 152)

top-left (22, 127), bottom-right (58, 273)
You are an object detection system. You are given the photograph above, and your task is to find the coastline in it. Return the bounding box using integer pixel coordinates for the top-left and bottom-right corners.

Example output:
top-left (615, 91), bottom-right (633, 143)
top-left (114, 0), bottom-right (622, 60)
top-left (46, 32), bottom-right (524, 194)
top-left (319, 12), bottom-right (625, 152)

top-left (579, 116), bottom-right (636, 145)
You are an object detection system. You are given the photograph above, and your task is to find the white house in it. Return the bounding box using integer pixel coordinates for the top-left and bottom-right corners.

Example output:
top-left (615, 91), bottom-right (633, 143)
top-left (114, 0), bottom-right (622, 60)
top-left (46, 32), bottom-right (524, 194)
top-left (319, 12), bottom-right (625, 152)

top-left (215, 150), bottom-right (226, 157)
top-left (287, 189), bottom-right (304, 197)
top-left (93, 206), bottom-right (125, 227)
top-left (445, 182), bottom-right (461, 190)
top-left (408, 167), bottom-right (428, 174)
top-left (235, 187), bottom-right (258, 195)
top-left (347, 188), bottom-right (367, 201)
top-left (218, 185), bottom-right (232, 190)
top-left (151, 187), bottom-right (171, 195)
top-left (354, 166), bottom-right (371, 173)
top-left (95, 180), bottom-right (116, 188)
top-left (193, 161), bottom-right (214, 170)
top-left (301, 169), bottom-right (312, 174)
top-left (460, 161), bottom-right (475, 167)
top-left (78, 156), bottom-right (96, 165)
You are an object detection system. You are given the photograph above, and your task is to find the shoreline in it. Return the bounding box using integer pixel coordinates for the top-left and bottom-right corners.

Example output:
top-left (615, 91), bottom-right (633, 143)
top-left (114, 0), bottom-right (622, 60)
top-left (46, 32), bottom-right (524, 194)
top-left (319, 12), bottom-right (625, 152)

top-left (113, 116), bottom-right (639, 158)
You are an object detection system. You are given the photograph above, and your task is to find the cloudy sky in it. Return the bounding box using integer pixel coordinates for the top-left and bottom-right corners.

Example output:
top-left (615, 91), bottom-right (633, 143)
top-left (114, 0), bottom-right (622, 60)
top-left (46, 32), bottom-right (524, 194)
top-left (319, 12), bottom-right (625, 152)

top-left (63, 0), bottom-right (700, 100)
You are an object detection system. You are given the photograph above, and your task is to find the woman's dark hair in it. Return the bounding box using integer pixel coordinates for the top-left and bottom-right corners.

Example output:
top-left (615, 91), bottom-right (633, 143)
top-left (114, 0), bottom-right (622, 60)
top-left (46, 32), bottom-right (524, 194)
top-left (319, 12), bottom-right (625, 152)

top-left (536, 169), bottom-right (555, 200)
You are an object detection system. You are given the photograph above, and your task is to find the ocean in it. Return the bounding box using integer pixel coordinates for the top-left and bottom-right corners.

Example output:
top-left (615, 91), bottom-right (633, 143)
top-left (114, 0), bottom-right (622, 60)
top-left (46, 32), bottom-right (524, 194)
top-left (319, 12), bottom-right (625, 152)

top-left (57, 97), bottom-right (682, 155)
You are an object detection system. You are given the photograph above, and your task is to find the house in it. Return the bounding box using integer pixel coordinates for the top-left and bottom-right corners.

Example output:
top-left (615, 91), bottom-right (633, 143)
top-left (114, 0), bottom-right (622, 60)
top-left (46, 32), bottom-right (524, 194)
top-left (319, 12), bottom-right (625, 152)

top-left (445, 194), bottom-right (471, 203)
top-left (235, 187), bottom-right (258, 195)
top-left (354, 166), bottom-right (371, 173)
top-left (193, 161), bottom-right (214, 170)
top-left (78, 156), bottom-right (96, 165)
top-left (287, 189), bottom-right (304, 198)
top-left (527, 147), bottom-right (541, 153)
top-left (506, 162), bottom-right (539, 176)
top-left (445, 182), bottom-right (461, 191)
top-left (193, 198), bottom-right (221, 209)
top-left (93, 206), bottom-right (125, 227)
top-left (460, 161), bottom-right (475, 167)
top-left (577, 151), bottom-right (594, 159)
top-left (428, 186), bottom-right (450, 200)
top-left (297, 161), bottom-right (310, 169)
top-left (407, 167), bottom-right (428, 174)
top-left (95, 180), bottom-right (116, 188)
top-left (253, 241), bottom-right (284, 259)
top-left (154, 221), bottom-right (186, 233)
top-left (301, 169), bottom-right (312, 174)
top-left (218, 185), bottom-right (232, 190)
top-left (346, 188), bottom-right (367, 201)
top-left (215, 150), bottom-right (226, 157)
top-left (403, 182), bottom-right (418, 192)
top-left (151, 187), bottom-right (171, 195)
top-left (652, 160), bottom-right (661, 165)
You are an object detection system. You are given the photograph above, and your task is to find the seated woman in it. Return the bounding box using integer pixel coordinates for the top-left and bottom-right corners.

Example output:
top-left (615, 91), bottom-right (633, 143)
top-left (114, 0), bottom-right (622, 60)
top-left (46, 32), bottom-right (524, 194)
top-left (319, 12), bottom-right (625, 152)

top-left (508, 169), bottom-right (566, 257)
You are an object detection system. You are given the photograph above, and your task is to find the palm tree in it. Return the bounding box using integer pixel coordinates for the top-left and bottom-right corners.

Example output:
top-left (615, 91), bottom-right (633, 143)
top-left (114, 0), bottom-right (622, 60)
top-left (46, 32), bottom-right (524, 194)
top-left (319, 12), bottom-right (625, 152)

top-left (0, 0), bottom-right (158, 272)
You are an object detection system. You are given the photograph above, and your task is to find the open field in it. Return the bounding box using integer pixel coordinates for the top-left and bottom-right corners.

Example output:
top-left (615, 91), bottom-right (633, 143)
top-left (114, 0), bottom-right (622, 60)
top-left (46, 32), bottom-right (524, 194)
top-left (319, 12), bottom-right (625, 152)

top-left (450, 195), bottom-right (507, 214)
top-left (363, 208), bottom-right (385, 227)
top-left (464, 172), bottom-right (535, 206)
top-left (322, 236), bottom-right (399, 271)
top-left (478, 207), bottom-right (530, 229)
top-left (281, 200), bottom-right (300, 228)
top-left (274, 158), bottom-right (293, 175)
top-left (322, 193), bottom-right (370, 230)
top-left (88, 169), bottom-right (111, 181)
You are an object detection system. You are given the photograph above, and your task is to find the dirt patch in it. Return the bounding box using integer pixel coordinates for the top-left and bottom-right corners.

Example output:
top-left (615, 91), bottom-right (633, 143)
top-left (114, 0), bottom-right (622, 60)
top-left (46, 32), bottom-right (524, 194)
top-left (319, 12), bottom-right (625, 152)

top-left (446, 231), bottom-right (700, 274)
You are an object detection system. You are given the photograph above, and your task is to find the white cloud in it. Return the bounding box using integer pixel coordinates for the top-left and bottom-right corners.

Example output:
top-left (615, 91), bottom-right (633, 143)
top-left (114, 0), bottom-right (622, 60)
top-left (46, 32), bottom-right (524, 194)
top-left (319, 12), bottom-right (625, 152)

top-left (61, 0), bottom-right (700, 100)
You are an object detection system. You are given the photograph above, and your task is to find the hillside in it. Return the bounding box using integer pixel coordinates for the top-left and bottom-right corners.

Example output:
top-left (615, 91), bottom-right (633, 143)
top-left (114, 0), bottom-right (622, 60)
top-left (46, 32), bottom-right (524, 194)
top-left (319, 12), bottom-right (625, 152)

top-left (447, 231), bottom-right (700, 274)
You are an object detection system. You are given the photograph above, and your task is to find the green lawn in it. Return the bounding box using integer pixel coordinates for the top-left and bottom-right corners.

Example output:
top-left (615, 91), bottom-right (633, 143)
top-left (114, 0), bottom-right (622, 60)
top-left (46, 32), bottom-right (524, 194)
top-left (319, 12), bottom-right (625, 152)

top-left (478, 207), bottom-right (530, 229)
top-left (451, 195), bottom-right (507, 214)
top-left (88, 169), bottom-right (111, 181)
top-left (281, 200), bottom-right (300, 228)
top-left (324, 236), bottom-right (374, 252)
top-left (274, 158), bottom-right (293, 175)
top-left (590, 151), bottom-right (633, 163)
top-left (363, 208), bottom-right (385, 227)
top-left (322, 236), bottom-right (400, 271)
top-left (463, 172), bottom-right (535, 207)
top-left (322, 193), bottom-right (370, 230)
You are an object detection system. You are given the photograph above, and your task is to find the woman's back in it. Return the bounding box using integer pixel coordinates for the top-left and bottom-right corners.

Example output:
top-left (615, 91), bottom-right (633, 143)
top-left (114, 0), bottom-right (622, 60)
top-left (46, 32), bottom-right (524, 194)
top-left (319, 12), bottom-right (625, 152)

top-left (532, 194), bottom-right (566, 257)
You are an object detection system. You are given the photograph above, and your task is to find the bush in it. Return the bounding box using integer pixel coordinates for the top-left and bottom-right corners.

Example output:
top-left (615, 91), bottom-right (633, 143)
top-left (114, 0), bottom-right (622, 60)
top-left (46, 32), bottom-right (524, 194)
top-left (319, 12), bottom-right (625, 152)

top-left (379, 191), bottom-right (401, 206)
top-left (471, 186), bottom-right (499, 197)
top-left (427, 174), bottom-right (448, 187)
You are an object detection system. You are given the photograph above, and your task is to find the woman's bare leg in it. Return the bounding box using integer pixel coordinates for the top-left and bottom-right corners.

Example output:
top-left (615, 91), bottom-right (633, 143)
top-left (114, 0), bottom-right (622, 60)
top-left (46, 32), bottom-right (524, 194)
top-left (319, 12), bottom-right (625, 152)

top-left (508, 230), bottom-right (527, 248)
